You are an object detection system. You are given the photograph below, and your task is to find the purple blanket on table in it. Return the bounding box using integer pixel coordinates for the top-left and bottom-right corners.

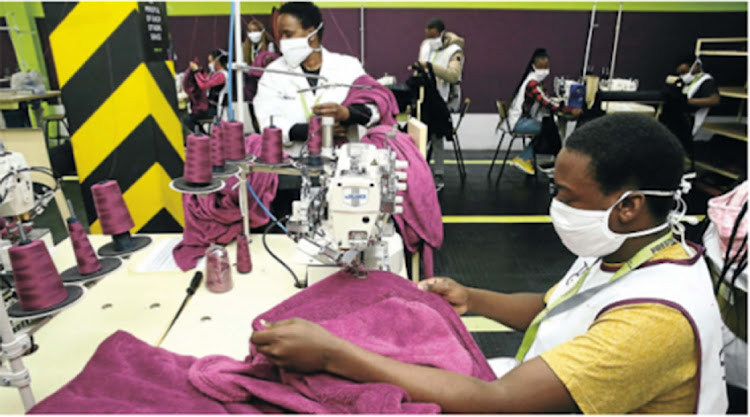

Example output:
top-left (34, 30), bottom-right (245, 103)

top-left (189, 270), bottom-right (495, 413)
top-left (172, 134), bottom-right (278, 270)
top-left (29, 271), bottom-right (494, 414)
top-left (361, 126), bottom-right (443, 278)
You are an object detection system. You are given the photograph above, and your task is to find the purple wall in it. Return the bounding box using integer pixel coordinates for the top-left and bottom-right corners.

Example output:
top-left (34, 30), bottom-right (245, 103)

top-left (168, 8), bottom-right (746, 113)
top-left (3, 8), bottom-right (744, 113)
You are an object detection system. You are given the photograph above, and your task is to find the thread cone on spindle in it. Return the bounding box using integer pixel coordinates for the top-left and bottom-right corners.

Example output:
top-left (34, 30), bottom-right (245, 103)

top-left (222, 120), bottom-right (246, 161)
top-left (184, 134), bottom-right (213, 184)
top-left (210, 122), bottom-right (225, 170)
top-left (308, 116), bottom-right (322, 156)
top-left (68, 220), bottom-right (102, 275)
top-left (236, 234), bottom-right (252, 274)
top-left (260, 126), bottom-right (283, 164)
top-left (10, 240), bottom-right (67, 311)
top-left (91, 180), bottom-right (134, 236)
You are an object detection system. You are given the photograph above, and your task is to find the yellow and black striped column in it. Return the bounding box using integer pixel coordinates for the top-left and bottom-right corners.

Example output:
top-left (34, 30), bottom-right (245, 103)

top-left (44, 1), bottom-right (185, 233)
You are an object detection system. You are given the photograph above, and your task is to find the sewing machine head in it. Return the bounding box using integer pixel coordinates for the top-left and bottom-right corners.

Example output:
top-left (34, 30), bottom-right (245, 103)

top-left (288, 142), bottom-right (408, 276)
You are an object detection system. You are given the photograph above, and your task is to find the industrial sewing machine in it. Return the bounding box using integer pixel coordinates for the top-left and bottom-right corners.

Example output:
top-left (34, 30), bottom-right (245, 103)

top-left (284, 123), bottom-right (409, 277)
top-left (0, 143), bottom-right (55, 275)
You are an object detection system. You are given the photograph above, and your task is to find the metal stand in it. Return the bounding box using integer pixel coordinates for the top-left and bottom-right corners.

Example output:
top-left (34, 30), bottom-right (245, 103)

top-left (0, 296), bottom-right (35, 411)
top-left (238, 163), bottom-right (250, 239)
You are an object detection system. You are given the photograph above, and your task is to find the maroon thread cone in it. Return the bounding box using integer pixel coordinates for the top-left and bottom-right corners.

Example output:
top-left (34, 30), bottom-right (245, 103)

top-left (260, 126), bottom-right (283, 164)
top-left (10, 240), bottom-right (67, 311)
top-left (68, 221), bottom-right (102, 275)
top-left (308, 116), bottom-right (322, 156)
top-left (236, 234), bottom-right (252, 274)
top-left (91, 180), bottom-right (134, 235)
top-left (184, 134), bottom-right (213, 184)
top-left (210, 122), bottom-right (225, 169)
top-left (222, 121), bottom-right (246, 160)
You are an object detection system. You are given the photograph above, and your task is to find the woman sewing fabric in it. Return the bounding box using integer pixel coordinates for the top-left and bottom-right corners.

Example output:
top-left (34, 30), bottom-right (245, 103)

top-left (506, 48), bottom-right (582, 176)
top-left (253, 2), bottom-right (381, 158)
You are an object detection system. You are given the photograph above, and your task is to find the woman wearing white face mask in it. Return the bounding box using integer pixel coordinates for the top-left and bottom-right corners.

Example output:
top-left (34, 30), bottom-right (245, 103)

top-left (242, 19), bottom-right (275, 65)
top-left (248, 114), bottom-right (728, 414)
top-left (505, 48), bottom-right (582, 176)
top-left (254, 2), bottom-right (381, 158)
top-left (183, 49), bottom-right (228, 135)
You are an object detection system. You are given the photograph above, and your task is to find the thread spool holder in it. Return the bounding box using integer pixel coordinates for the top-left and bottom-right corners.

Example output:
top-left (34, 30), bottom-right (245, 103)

top-left (97, 231), bottom-right (152, 258)
top-left (0, 295), bottom-right (35, 411)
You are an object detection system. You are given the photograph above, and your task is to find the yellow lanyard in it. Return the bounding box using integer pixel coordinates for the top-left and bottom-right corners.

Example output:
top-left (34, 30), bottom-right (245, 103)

top-left (515, 233), bottom-right (678, 362)
top-left (299, 93), bottom-right (323, 121)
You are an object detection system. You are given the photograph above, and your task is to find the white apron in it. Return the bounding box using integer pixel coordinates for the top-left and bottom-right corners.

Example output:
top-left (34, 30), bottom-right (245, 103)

top-left (419, 42), bottom-right (462, 111)
top-left (493, 237), bottom-right (728, 413)
top-left (254, 47), bottom-right (376, 157)
top-left (683, 73), bottom-right (714, 135)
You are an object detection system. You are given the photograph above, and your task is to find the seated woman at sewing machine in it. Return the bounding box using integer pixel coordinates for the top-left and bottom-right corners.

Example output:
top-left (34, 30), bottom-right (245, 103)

top-left (506, 48), bottom-right (582, 176)
top-left (254, 1), bottom-right (381, 158)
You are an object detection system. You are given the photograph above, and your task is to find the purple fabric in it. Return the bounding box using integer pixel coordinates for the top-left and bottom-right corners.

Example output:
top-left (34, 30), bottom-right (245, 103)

top-left (361, 126), bottom-right (443, 278)
top-left (245, 51), bottom-right (280, 102)
top-left (173, 134), bottom-right (278, 271)
top-left (342, 75), bottom-right (400, 126)
top-left (27, 330), bottom-right (256, 414)
top-left (183, 59), bottom-right (209, 115)
top-left (188, 270), bottom-right (495, 413)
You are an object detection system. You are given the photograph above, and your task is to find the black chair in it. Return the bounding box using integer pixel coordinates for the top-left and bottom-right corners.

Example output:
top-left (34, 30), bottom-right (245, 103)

top-left (488, 100), bottom-right (537, 183)
top-left (449, 97), bottom-right (470, 179)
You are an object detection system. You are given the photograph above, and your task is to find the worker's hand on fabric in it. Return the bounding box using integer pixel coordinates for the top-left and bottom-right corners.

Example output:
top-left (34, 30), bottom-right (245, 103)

top-left (418, 277), bottom-right (470, 315)
top-left (189, 62), bottom-right (199, 72)
top-left (571, 108), bottom-right (583, 116)
top-left (251, 318), bottom-right (343, 373)
top-left (313, 103), bottom-right (350, 122)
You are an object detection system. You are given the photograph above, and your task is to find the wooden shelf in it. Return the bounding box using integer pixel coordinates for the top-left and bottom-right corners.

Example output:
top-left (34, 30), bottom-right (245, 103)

top-left (701, 121), bottom-right (748, 141)
top-left (693, 160), bottom-right (742, 180)
top-left (719, 86), bottom-right (748, 99)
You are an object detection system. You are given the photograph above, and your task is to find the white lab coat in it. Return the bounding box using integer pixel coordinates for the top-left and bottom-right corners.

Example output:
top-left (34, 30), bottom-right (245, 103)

top-left (254, 47), bottom-right (378, 157)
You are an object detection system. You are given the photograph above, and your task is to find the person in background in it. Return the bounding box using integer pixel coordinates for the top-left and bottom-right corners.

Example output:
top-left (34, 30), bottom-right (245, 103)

top-left (244, 18), bottom-right (278, 133)
top-left (254, 1), bottom-right (381, 158)
top-left (249, 114), bottom-right (728, 414)
top-left (416, 18), bottom-right (465, 191)
top-left (183, 49), bottom-right (228, 135)
top-left (660, 54), bottom-right (720, 166)
top-left (507, 48), bottom-right (581, 176)
top-left (243, 18), bottom-right (276, 65)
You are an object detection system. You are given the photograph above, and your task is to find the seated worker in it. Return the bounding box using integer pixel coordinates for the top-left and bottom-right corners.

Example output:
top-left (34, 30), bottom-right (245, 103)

top-left (250, 113), bottom-right (728, 413)
top-left (660, 54), bottom-right (720, 164)
top-left (416, 18), bottom-right (465, 190)
top-left (507, 48), bottom-right (582, 176)
top-left (243, 18), bottom-right (276, 65)
top-left (254, 1), bottom-right (381, 158)
top-left (244, 18), bottom-right (278, 133)
top-left (183, 49), bottom-right (228, 134)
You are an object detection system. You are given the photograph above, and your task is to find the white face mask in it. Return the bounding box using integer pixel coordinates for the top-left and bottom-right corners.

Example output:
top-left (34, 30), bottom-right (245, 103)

top-left (280, 23), bottom-right (323, 68)
top-left (680, 72), bottom-right (696, 84)
top-left (427, 34), bottom-right (443, 51)
top-left (248, 31), bottom-right (263, 44)
top-left (208, 62), bottom-right (215, 73)
top-left (549, 190), bottom-right (676, 258)
top-left (531, 66), bottom-right (550, 82)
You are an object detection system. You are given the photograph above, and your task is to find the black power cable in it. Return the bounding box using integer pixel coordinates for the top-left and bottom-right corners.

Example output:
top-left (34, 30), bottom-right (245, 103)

top-left (263, 216), bottom-right (304, 288)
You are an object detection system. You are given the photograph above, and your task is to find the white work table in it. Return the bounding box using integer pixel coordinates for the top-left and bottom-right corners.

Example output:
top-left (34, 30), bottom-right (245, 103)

top-left (0, 233), bottom-right (407, 413)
